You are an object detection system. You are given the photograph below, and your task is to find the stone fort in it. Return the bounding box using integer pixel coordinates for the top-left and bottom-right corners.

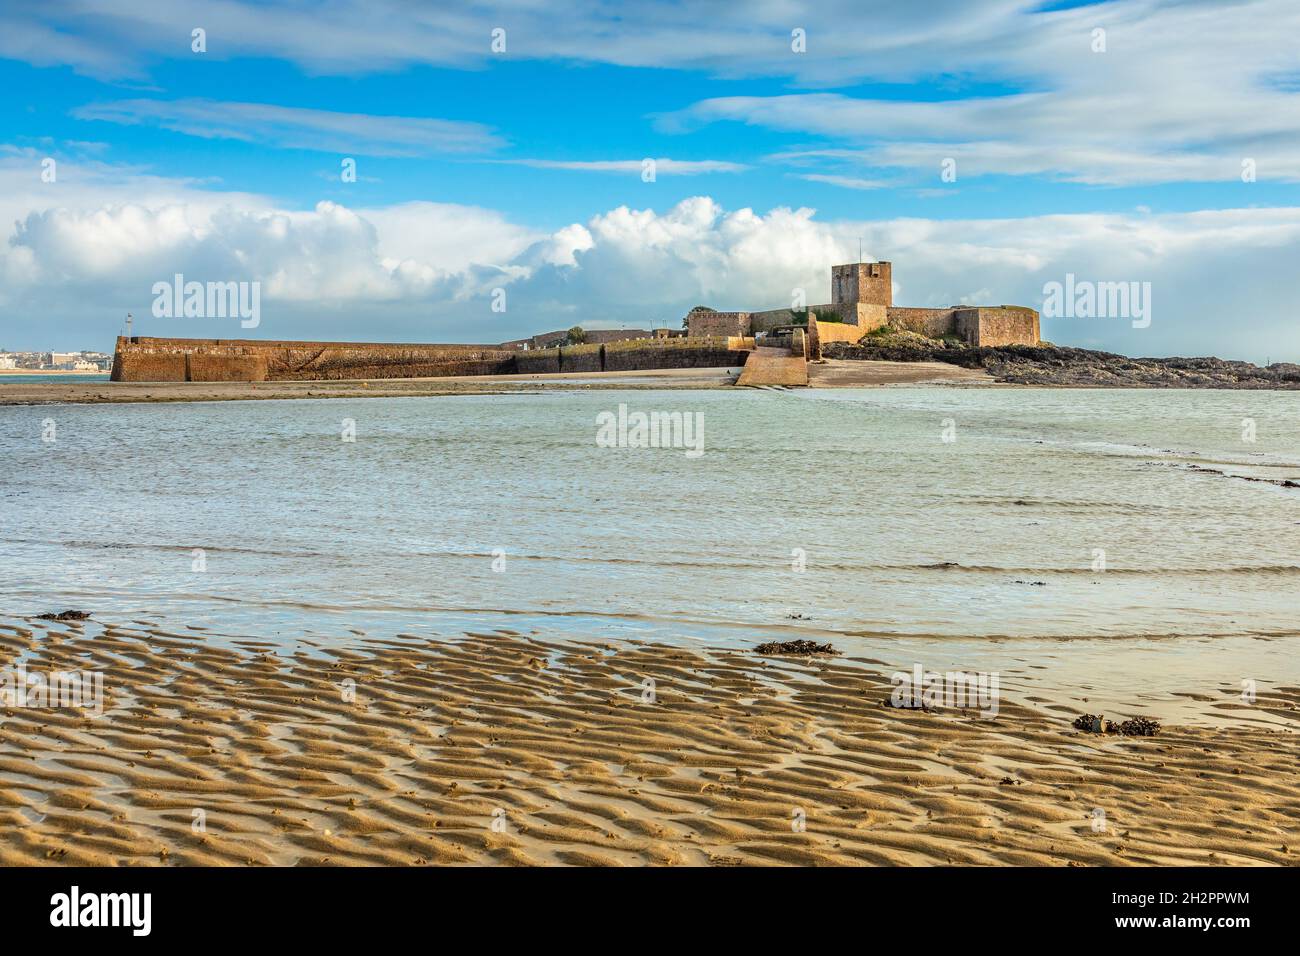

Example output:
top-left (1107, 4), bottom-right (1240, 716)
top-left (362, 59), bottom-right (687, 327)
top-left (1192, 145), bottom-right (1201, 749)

top-left (108, 260), bottom-right (1037, 385)
top-left (685, 261), bottom-right (1039, 348)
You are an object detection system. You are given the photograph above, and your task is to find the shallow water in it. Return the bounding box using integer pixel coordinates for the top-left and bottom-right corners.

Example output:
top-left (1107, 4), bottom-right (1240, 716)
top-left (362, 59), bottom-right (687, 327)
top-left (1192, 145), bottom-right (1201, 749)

top-left (3, 387), bottom-right (1299, 722)
top-left (0, 373), bottom-right (110, 384)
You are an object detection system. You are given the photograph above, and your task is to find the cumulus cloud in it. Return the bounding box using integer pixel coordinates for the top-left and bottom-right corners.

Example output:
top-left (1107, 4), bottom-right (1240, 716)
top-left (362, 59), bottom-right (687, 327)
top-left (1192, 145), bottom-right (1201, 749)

top-left (4, 172), bottom-right (1299, 362)
top-left (359, 201), bottom-right (542, 276)
top-left (506, 201), bottom-right (1300, 362)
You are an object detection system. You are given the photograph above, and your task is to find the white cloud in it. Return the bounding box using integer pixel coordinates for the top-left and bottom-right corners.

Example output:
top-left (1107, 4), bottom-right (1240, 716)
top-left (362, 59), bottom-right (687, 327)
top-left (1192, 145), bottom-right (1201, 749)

top-left (359, 201), bottom-right (541, 275)
top-left (0, 0), bottom-right (1038, 82)
top-left (494, 158), bottom-right (748, 175)
top-left (794, 173), bottom-right (888, 190)
top-left (654, 1), bottom-right (1300, 186)
top-left (671, 82), bottom-right (1300, 185)
top-left (2, 160), bottom-right (1299, 362)
top-left (9, 3), bottom-right (1300, 185)
top-left (74, 99), bottom-right (504, 156)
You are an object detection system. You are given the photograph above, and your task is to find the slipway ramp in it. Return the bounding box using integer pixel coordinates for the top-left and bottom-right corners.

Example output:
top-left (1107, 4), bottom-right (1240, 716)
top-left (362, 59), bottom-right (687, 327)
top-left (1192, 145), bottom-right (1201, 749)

top-left (736, 346), bottom-right (809, 387)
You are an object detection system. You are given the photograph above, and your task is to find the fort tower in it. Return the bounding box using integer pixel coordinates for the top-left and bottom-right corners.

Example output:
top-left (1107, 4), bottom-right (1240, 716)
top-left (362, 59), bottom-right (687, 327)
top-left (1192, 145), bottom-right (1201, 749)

top-left (830, 260), bottom-right (892, 330)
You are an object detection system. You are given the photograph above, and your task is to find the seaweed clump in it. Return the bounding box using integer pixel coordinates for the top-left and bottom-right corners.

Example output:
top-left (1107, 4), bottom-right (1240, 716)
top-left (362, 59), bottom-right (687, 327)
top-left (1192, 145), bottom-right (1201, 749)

top-left (1072, 713), bottom-right (1160, 737)
top-left (754, 640), bottom-right (839, 657)
top-left (35, 610), bottom-right (91, 622)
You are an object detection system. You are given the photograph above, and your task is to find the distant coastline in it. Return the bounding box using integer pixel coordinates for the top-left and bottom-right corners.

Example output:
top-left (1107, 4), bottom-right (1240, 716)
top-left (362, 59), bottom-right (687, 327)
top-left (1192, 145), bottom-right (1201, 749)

top-left (0, 368), bottom-right (108, 377)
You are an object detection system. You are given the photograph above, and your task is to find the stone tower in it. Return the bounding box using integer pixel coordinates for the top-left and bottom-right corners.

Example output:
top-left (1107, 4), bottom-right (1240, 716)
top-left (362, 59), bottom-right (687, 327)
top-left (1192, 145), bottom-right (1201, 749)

top-left (830, 261), bottom-right (891, 329)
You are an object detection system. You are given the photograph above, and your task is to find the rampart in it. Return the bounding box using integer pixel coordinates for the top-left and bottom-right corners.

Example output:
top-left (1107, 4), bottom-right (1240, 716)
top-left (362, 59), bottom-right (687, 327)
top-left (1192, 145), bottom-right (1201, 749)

top-left (111, 335), bottom-right (753, 382)
top-left (110, 337), bottom-right (516, 382)
top-left (810, 317), bottom-right (868, 346)
top-left (888, 306), bottom-right (1040, 346)
top-left (604, 336), bottom-right (749, 371)
top-left (887, 307), bottom-right (956, 338)
top-left (954, 306), bottom-right (1041, 347)
top-left (686, 310), bottom-right (751, 337)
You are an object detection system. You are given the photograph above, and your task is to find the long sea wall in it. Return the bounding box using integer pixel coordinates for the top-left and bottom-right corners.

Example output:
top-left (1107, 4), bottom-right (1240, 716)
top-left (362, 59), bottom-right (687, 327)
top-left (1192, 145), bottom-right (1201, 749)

top-left (110, 337), bottom-right (517, 382)
top-left (111, 335), bottom-right (753, 382)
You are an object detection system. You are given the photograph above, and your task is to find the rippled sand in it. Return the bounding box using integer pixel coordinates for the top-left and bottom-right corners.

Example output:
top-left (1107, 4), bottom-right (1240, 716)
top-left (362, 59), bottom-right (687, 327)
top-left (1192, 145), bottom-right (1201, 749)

top-left (1, 618), bottom-right (1296, 866)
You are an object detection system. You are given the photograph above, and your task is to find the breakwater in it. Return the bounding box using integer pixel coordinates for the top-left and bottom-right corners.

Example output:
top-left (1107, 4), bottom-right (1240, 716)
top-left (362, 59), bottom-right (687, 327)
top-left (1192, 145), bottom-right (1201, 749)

top-left (111, 336), bottom-right (751, 382)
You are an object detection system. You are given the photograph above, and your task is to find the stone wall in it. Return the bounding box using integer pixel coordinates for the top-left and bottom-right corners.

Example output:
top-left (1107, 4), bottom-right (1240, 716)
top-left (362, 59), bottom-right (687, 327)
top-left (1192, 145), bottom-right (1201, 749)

top-left (111, 350), bottom-right (189, 382)
top-left (790, 328), bottom-right (806, 358)
top-left (112, 335), bottom-right (756, 382)
top-left (832, 261), bottom-right (892, 308)
top-left (747, 308), bottom-right (800, 334)
top-left (686, 311), bottom-right (750, 337)
top-left (263, 344), bottom-right (513, 380)
top-left (750, 303), bottom-right (878, 334)
top-left (811, 318), bottom-right (868, 346)
top-left (559, 342), bottom-right (603, 372)
top-left (604, 337), bottom-right (749, 371)
top-left (805, 320), bottom-right (821, 360)
top-left (888, 306), bottom-right (958, 338)
top-left (881, 306), bottom-right (1040, 346)
top-left (954, 307), bottom-right (1040, 347)
top-left (847, 303), bottom-right (888, 331)
top-left (514, 347), bottom-right (561, 374)
top-left (186, 352), bottom-right (269, 382)
top-left (111, 337), bottom-right (516, 382)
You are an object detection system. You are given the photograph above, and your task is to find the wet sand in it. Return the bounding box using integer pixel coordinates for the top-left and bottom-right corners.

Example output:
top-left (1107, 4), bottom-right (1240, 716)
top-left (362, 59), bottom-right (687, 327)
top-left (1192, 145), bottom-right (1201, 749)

top-left (1, 617), bottom-right (1295, 866)
top-left (809, 358), bottom-right (996, 387)
top-left (0, 367), bottom-right (741, 405)
top-left (0, 361), bottom-right (995, 405)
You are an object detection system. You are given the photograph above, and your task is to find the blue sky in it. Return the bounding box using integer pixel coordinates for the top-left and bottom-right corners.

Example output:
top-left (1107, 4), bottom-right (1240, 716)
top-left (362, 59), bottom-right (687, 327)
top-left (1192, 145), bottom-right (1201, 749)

top-left (2, 0), bottom-right (1299, 360)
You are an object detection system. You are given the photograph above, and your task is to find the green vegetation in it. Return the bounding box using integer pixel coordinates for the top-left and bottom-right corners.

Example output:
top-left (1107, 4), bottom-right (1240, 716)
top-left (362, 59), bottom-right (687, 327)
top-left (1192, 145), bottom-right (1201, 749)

top-left (565, 326), bottom-right (587, 345)
top-left (790, 307), bottom-right (843, 325)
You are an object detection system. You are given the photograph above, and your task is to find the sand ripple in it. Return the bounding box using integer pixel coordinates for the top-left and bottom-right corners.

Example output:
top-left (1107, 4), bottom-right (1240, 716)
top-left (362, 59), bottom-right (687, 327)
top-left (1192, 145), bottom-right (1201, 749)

top-left (1, 620), bottom-right (1297, 866)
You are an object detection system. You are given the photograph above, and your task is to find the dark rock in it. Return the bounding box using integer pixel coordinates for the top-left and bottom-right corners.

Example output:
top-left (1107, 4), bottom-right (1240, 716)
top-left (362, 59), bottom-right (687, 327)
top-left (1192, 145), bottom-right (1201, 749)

top-left (1112, 716), bottom-right (1161, 737)
top-left (35, 610), bottom-right (91, 621)
top-left (1072, 713), bottom-right (1160, 736)
top-left (823, 339), bottom-right (1300, 389)
top-left (1073, 713), bottom-right (1106, 733)
top-left (753, 639), bottom-right (839, 656)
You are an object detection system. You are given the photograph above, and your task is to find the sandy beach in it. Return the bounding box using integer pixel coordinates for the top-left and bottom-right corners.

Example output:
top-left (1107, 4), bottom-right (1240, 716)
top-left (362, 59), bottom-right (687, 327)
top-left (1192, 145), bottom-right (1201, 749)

top-left (2, 615), bottom-right (1295, 867)
top-left (0, 361), bottom-right (998, 405)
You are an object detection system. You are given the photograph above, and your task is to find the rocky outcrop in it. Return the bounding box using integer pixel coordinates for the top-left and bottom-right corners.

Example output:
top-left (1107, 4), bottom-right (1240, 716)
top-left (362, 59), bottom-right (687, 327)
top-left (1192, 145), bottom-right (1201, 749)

top-left (823, 331), bottom-right (1300, 389)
